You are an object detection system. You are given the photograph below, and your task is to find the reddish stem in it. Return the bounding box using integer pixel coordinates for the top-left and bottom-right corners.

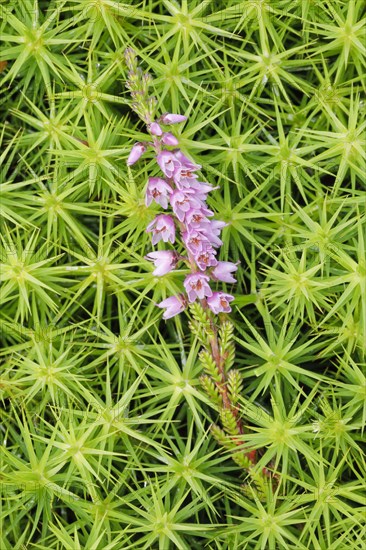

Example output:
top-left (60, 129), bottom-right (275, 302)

top-left (207, 318), bottom-right (257, 465)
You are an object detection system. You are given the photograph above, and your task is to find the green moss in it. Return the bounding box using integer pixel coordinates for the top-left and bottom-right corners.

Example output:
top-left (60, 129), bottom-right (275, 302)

top-left (0, 1), bottom-right (365, 548)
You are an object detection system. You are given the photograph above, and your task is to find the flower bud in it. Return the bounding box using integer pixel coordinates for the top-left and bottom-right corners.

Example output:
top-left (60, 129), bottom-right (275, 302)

top-left (127, 143), bottom-right (146, 166)
top-left (161, 113), bottom-right (187, 124)
top-left (124, 48), bottom-right (137, 70)
top-left (149, 122), bottom-right (163, 136)
top-left (162, 132), bottom-right (179, 146)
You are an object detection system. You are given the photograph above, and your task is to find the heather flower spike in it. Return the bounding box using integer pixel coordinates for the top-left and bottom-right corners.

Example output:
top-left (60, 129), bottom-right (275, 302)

top-left (125, 50), bottom-right (236, 316)
top-left (125, 49), bottom-right (269, 484)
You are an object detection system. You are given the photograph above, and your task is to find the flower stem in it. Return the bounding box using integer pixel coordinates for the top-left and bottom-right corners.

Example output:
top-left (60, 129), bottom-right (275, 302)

top-left (207, 319), bottom-right (257, 464)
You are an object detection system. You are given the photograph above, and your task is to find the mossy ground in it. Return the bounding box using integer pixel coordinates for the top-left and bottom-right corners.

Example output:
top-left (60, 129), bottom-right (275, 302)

top-left (0, 1), bottom-right (365, 548)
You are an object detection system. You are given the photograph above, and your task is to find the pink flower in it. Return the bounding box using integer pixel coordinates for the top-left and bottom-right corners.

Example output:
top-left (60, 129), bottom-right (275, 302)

top-left (146, 250), bottom-right (177, 276)
top-left (211, 220), bottom-right (227, 232)
top-left (185, 182), bottom-right (217, 201)
top-left (180, 186), bottom-right (214, 206)
top-left (162, 132), bottom-right (179, 146)
top-left (147, 215), bottom-right (175, 245)
top-left (200, 220), bottom-right (227, 247)
top-left (156, 151), bottom-right (181, 178)
top-left (183, 230), bottom-right (209, 255)
top-left (149, 122), bottom-right (163, 136)
top-left (170, 191), bottom-right (202, 222)
top-left (172, 164), bottom-right (201, 186)
top-left (161, 113), bottom-right (187, 124)
top-left (207, 292), bottom-right (234, 314)
top-left (183, 225), bottom-right (222, 257)
top-left (185, 209), bottom-right (211, 229)
top-left (174, 150), bottom-right (201, 171)
top-left (127, 143), bottom-right (146, 166)
top-left (184, 273), bottom-right (212, 302)
top-left (211, 261), bottom-right (238, 283)
top-left (173, 169), bottom-right (199, 189)
top-left (200, 227), bottom-right (223, 248)
top-left (158, 295), bottom-right (186, 319)
top-left (145, 177), bottom-right (173, 209)
top-left (195, 245), bottom-right (218, 271)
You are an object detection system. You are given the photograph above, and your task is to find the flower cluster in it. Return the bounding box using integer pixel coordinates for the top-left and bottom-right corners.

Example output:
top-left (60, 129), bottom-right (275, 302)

top-left (125, 49), bottom-right (238, 320)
